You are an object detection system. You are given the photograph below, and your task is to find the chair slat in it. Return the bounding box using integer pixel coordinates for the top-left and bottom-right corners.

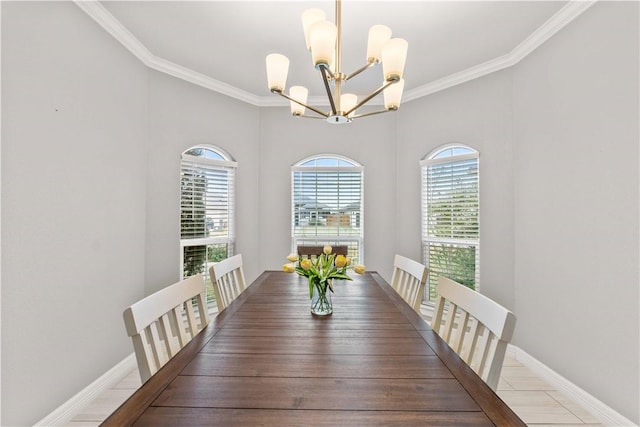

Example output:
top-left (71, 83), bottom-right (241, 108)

top-left (170, 305), bottom-right (188, 347)
top-left (475, 328), bottom-right (493, 376)
top-left (452, 310), bottom-right (470, 353)
top-left (145, 323), bottom-right (164, 372)
top-left (442, 302), bottom-right (458, 342)
top-left (185, 300), bottom-right (198, 337)
top-left (195, 292), bottom-right (209, 329)
top-left (159, 313), bottom-right (179, 358)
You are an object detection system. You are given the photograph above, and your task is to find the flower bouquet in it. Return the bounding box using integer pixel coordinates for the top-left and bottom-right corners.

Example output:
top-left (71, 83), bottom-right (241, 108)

top-left (283, 245), bottom-right (365, 315)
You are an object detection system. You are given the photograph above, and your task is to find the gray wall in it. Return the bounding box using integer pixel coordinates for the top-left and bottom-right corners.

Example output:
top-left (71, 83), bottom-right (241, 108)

top-left (512, 2), bottom-right (639, 422)
top-left (2, 2), bottom-right (148, 425)
top-left (397, 70), bottom-right (516, 309)
top-left (145, 71), bottom-right (260, 293)
top-left (258, 108), bottom-right (398, 281)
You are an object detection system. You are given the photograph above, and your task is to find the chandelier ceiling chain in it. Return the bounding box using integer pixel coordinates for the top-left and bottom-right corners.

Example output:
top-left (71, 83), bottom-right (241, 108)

top-left (266, 0), bottom-right (408, 124)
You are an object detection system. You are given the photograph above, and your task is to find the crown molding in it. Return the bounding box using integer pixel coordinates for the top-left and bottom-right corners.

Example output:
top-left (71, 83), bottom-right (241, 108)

top-left (75, 0), bottom-right (596, 107)
top-left (74, 1), bottom-right (153, 64)
top-left (74, 0), bottom-right (261, 106)
top-left (403, 0), bottom-right (597, 102)
top-left (148, 55), bottom-right (261, 105)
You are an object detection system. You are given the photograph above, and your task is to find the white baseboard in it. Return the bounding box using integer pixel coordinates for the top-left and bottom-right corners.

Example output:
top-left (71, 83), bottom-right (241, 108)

top-left (34, 353), bottom-right (137, 426)
top-left (508, 344), bottom-right (637, 427)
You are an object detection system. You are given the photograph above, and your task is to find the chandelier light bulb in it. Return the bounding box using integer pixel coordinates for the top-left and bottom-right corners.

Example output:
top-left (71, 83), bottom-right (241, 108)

top-left (266, 53), bottom-right (290, 92)
top-left (384, 78), bottom-right (405, 110)
top-left (302, 8), bottom-right (326, 51)
top-left (340, 93), bottom-right (358, 117)
top-left (382, 38), bottom-right (408, 82)
top-left (309, 20), bottom-right (337, 69)
top-left (289, 86), bottom-right (309, 115)
top-left (366, 25), bottom-right (392, 63)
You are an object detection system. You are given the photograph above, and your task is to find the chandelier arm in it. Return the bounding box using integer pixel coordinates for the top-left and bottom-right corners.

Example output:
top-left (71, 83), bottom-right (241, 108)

top-left (344, 80), bottom-right (396, 117)
top-left (272, 90), bottom-right (329, 118)
top-left (351, 107), bottom-right (397, 119)
top-left (294, 114), bottom-right (327, 120)
top-left (345, 61), bottom-right (376, 81)
top-left (319, 66), bottom-right (338, 115)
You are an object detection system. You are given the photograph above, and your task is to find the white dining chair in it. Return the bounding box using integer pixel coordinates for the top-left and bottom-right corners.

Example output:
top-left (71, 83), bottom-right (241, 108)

top-left (297, 245), bottom-right (348, 259)
top-left (123, 274), bottom-right (209, 383)
top-left (431, 276), bottom-right (516, 391)
top-left (390, 254), bottom-right (429, 313)
top-left (209, 254), bottom-right (247, 312)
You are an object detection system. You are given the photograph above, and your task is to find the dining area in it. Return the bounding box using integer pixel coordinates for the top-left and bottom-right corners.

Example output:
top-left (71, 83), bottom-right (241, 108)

top-left (104, 248), bottom-right (524, 426)
top-left (4, 1), bottom-right (638, 426)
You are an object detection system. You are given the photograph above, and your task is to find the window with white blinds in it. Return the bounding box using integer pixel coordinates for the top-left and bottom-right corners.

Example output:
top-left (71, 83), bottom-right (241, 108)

top-left (292, 155), bottom-right (364, 263)
top-left (421, 145), bottom-right (479, 302)
top-left (180, 146), bottom-right (237, 306)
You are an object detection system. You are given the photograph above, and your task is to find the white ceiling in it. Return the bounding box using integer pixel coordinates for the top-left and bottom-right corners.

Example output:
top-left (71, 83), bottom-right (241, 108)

top-left (87, 1), bottom-right (591, 106)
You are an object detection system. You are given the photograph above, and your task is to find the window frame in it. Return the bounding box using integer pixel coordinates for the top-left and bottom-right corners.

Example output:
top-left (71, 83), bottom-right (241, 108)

top-left (420, 144), bottom-right (480, 304)
top-left (291, 154), bottom-right (365, 264)
top-left (179, 145), bottom-right (237, 307)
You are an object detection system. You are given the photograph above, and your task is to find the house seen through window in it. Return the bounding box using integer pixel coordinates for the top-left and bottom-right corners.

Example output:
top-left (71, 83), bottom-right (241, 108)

top-left (292, 155), bottom-right (364, 263)
top-left (180, 145), bottom-right (237, 306)
top-left (421, 145), bottom-right (479, 302)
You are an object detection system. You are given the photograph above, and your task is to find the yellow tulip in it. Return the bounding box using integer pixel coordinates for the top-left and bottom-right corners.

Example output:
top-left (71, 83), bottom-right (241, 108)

top-left (323, 245), bottom-right (332, 255)
top-left (286, 253), bottom-right (299, 262)
top-left (354, 264), bottom-right (366, 275)
top-left (345, 257), bottom-right (352, 266)
top-left (335, 255), bottom-right (347, 268)
top-left (300, 259), bottom-right (312, 270)
top-left (282, 263), bottom-right (295, 273)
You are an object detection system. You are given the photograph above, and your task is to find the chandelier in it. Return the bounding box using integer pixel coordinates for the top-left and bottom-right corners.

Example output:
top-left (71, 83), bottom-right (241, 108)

top-left (265, 0), bottom-right (408, 124)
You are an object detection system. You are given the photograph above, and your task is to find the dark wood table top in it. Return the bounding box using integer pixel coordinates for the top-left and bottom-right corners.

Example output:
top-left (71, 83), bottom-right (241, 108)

top-left (102, 271), bottom-right (525, 426)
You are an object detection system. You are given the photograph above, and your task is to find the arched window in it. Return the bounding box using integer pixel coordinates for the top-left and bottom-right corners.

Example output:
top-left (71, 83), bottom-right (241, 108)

top-left (180, 145), bottom-right (237, 306)
top-left (292, 155), bottom-right (364, 263)
top-left (421, 144), bottom-right (479, 302)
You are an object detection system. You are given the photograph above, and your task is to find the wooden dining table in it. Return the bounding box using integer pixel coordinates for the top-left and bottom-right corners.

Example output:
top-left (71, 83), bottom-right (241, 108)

top-left (102, 271), bottom-right (525, 426)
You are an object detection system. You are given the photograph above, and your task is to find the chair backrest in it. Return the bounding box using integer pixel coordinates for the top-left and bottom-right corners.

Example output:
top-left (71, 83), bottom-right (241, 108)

top-left (431, 277), bottom-right (516, 391)
top-left (123, 274), bottom-right (209, 383)
top-left (297, 245), bottom-right (348, 258)
top-left (209, 254), bottom-right (247, 312)
top-left (390, 254), bottom-right (429, 312)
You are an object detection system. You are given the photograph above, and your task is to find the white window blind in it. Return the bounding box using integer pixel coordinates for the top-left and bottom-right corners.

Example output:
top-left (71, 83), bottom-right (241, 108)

top-left (292, 156), bottom-right (364, 263)
top-left (180, 147), bottom-right (237, 306)
top-left (421, 147), bottom-right (479, 302)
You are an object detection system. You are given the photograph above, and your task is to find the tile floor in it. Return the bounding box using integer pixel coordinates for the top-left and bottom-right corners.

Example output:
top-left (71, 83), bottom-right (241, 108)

top-left (65, 353), bottom-right (605, 427)
top-left (497, 354), bottom-right (604, 427)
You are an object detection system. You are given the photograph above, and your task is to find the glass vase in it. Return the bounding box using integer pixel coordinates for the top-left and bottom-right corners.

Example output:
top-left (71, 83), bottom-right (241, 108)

top-left (310, 282), bottom-right (333, 316)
